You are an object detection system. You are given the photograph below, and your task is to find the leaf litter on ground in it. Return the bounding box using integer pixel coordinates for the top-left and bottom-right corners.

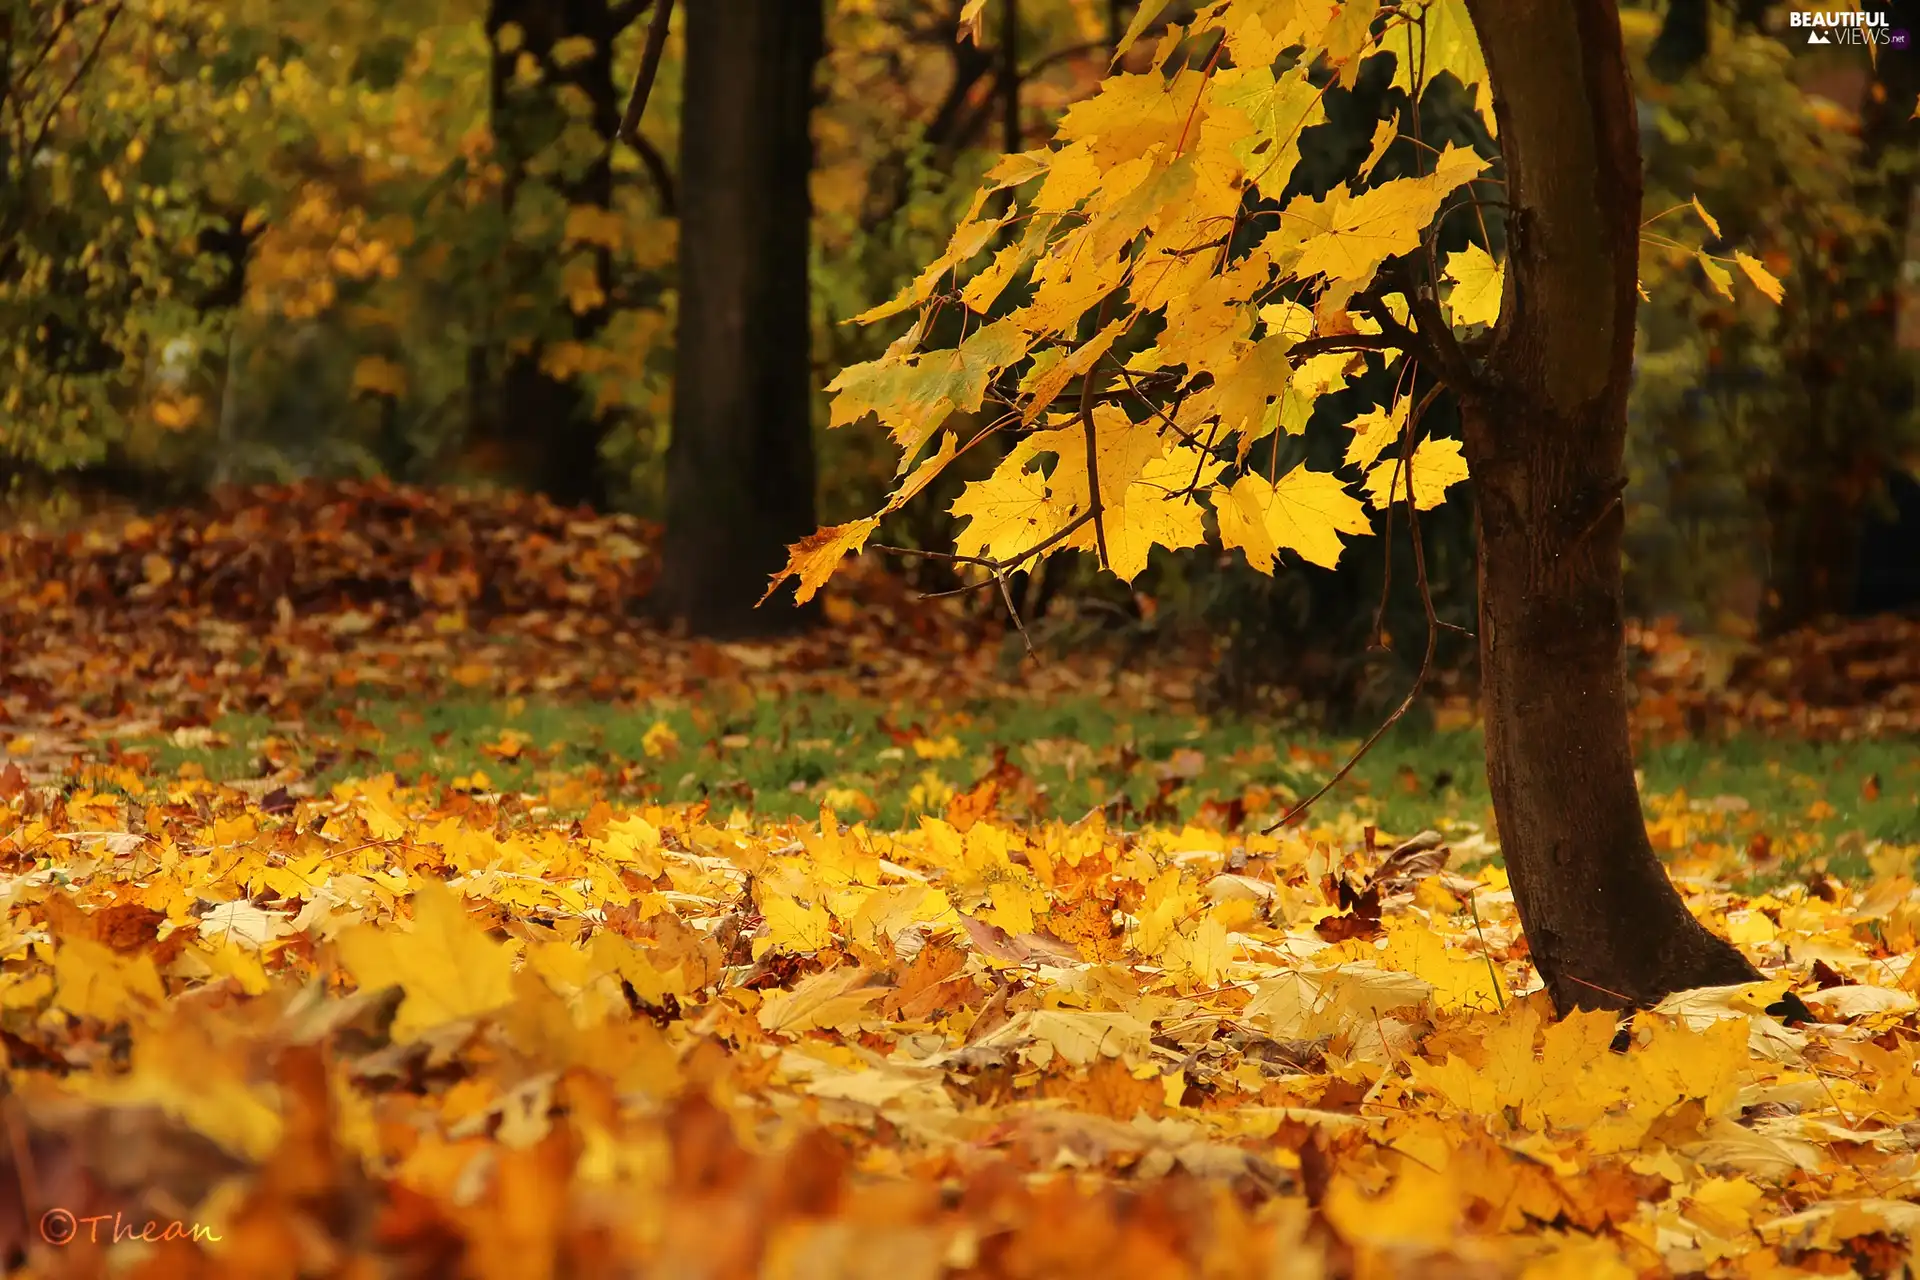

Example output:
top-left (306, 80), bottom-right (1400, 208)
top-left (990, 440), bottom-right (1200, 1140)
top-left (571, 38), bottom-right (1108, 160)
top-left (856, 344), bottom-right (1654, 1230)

top-left (1, 481), bottom-right (1919, 1277)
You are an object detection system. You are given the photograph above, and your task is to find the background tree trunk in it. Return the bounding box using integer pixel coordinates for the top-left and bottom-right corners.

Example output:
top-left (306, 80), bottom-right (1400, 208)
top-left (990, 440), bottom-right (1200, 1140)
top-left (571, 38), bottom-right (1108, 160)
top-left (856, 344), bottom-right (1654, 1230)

top-left (477, 0), bottom-right (631, 511)
top-left (1762, 11), bottom-right (1920, 631)
top-left (1460, 0), bottom-right (1757, 1012)
top-left (654, 0), bottom-right (823, 637)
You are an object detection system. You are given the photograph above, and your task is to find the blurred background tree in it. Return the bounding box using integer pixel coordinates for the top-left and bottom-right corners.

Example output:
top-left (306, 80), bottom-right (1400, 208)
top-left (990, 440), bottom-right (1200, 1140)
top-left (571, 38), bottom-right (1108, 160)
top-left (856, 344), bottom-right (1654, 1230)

top-left (1624, 2), bottom-right (1920, 637)
top-left (4, 0), bottom-right (1916, 655)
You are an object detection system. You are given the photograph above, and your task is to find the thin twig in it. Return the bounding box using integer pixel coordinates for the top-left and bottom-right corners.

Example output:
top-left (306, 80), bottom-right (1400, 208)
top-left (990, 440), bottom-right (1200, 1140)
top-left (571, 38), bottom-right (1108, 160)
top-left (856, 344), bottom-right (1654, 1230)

top-left (1392, 256), bottom-right (1477, 392)
top-left (1110, 360), bottom-right (1209, 453)
top-left (872, 507), bottom-right (1096, 578)
top-left (1019, 38), bottom-right (1108, 81)
top-left (995, 565), bottom-right (1037, 658)
top-left (1562, 973), bottom-right (1637, 1008)
top-left (1262, 387), bottom-right (1446, 835)
top-left (24, 2), bottom-right (121, 164)
top-left (617, 0), bottom-right (674, 149)
top-left (1080, 362), bottom-right (1111, 572)
top-left (1465, 887), bottom-right (1506, 1011)
top-left (870, 506), bottom-right (1100, 655)
top-left (626, 129), bottom-right (677, 215)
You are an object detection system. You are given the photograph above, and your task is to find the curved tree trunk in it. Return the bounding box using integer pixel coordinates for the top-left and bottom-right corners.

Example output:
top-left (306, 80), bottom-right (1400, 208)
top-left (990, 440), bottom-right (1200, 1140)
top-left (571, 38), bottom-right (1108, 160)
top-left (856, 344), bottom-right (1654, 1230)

top-left (1459, 0), bottom-right (1757, 1013)
top-left (654, 0), bottom-right (823, 638)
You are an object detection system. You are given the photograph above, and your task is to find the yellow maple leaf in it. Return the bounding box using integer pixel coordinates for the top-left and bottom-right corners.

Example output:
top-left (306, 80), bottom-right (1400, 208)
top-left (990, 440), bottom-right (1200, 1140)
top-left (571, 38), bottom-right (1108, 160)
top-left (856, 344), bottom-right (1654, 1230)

top-left (94, 1019), bottom-right (283, 1160)
top-left (852, 203), bottom-right (1006, 324)
top-left (561, 255), bottom-right (606, 315)
top-left (1163, 914), bottom-right (1235, 989)
top-left (1443, 242), bottom-right (1504, 327)
top-left (150, 394), bottom-right (205, 430)
top-left (335, 879), bottom-right (515, 1041)
top-left (1294, 143), bottom-right (1488, 285)
top-left (1214, 465), bottom-right (1372, 573)
top-left (1379, 916), bottom-right (1505, 1013)
top-left (1324, 1163), bottom-right (1462, 1252)
top-left (1055, 72), bottom-right (1190, 169)
top-left (563, 203), bottom-right (625, 250)
top-left (641, 720), bottom-right (679, 759)
top-left (757, 966), bottom-right (888, 1036)
top-left (758, 891), bottom-right (835, 956)
top-left (957, 0), bottom-right (988, 43)
top-left (960, 241), bottom-right (1028, 313)
top-left (1020, 404), bottom-right (1163, 515)
top-left (1065, 442), bottom-right (1222, 582)
top-left (1696, 251), bottom-right (1735, 300)
top-left (827, 316), bottom-right (1028, 456)
top-left (1343, 398), bottom-right (1409, 471)
top-left (1113, 0), bottom-right (1178, 58)
top-left (1691, 193), bottom-right (1721, 239)
top-left (950, 452), bottom-right (1074, 564)
top-left (1395, 0), bottom-right (1492, 133)
top-left (53, 935), bottom-right (165, 1023)
top-left (761, 519), bottom-right (879, 606)
top-left (1020, 318), bottom-right (1129, 426)
top-left (1364, 437), bottom-right (1470, 510)
top-left (1734, 250), bottom-right (1785, 304)
top-left (1209, 335), bottom-right (1298, 437)
top-left (974, 1009), bottom-right (1152, 1067)
top-left (594, 813), bottom-right (666, 877)
top-left (1203, 63), bottom-right (1325, 182)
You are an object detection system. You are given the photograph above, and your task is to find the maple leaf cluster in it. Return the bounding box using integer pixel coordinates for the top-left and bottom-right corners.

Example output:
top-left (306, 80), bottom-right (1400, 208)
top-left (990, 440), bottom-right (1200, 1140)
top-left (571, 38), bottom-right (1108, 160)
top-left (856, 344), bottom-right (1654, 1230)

top-left (771, 0), bottom-right (1783, 615)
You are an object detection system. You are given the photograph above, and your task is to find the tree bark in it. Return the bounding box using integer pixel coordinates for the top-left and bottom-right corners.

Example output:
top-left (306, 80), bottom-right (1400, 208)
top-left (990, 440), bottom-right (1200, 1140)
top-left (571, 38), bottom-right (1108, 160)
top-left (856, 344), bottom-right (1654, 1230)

top-left (1458, 0), bottom-right (1757, 1013)
top-left (654, 0), bottom-right (823, 638)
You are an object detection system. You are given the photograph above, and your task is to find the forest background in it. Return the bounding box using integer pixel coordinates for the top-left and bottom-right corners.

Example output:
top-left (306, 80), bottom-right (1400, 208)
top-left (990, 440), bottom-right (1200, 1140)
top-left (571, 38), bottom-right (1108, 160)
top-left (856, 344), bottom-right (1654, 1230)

top-left (6, 0), bottom-right (1919, 709)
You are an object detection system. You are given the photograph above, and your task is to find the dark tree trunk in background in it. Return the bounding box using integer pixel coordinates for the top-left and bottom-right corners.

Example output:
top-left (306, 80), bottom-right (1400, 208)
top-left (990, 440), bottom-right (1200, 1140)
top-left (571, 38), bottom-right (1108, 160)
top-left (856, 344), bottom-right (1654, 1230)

top-left (479, 0), bottom-right (631, 510)
top-left (1763, 4), bottom-right (1920, 630)
top-left (1459, 0), bottom-right (1757, 1013)
top-left (1647, 0), bottom-right (1708, 82)
top-left (654, 0), bottom-right (823, 638)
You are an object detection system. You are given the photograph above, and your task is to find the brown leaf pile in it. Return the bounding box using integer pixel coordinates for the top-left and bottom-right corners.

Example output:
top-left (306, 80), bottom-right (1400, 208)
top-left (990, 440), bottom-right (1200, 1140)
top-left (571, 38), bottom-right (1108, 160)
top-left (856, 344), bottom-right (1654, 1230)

top-left (4, 482), bottom-right (1913, 751)
top-left (0, 482), bottom-right (1171, 750)
top-left (1628, 616), bottom-right (1920, 740)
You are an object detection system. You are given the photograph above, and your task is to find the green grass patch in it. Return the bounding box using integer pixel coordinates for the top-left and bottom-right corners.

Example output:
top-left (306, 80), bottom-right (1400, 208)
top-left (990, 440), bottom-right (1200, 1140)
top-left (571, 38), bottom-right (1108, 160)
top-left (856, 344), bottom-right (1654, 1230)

top-left (100, 691), bottom-right (1920, 878)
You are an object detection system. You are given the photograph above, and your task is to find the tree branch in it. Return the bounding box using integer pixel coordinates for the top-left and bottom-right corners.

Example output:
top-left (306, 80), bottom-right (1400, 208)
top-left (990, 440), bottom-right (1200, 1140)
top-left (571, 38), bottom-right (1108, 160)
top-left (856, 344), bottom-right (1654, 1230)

top-left (1019, 39), bottom-right (1108, 81)
top-left (1285, 331), bottom-right (1402, 361)
top-left (625, 128), bottom-right (677, 215)
top-left (870, 504), bottom-right (1101, 660)
top-left (1079, 366), bottom-right (1110, 571)
top-left (617, 0), bottom-right (674, 148)
top-left (1389, 257), bottom-right (1480, 392)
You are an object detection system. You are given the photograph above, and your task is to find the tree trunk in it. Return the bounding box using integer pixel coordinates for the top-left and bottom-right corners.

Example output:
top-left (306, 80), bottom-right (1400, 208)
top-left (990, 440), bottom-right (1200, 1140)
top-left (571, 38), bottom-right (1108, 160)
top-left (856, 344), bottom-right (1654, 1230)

top-left (654, 0), bottom-right (823, 638)
top-left (1459, 0), bottom-right (1757, 1013)
top-left (478, 0), bottom-right (630, 510)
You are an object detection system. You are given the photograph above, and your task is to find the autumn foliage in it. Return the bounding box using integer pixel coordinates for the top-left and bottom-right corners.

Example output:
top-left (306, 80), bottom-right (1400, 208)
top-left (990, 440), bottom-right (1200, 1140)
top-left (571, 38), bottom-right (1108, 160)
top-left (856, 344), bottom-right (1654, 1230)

top-left (771, 0), bottom-right (1781, 609)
